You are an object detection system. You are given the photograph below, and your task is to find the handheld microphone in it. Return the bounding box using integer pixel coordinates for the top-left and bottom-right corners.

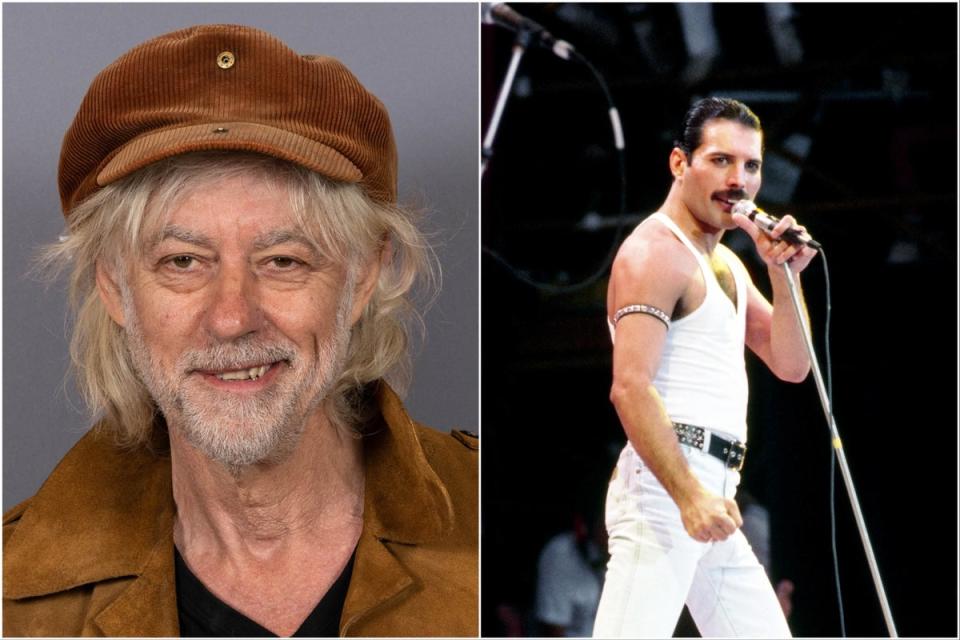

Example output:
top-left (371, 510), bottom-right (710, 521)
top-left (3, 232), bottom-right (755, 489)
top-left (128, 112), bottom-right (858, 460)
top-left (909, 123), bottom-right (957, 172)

top-left (731, 200), bottom-right (821, 250)
top-left (482, 3), bottom-right (575, 60)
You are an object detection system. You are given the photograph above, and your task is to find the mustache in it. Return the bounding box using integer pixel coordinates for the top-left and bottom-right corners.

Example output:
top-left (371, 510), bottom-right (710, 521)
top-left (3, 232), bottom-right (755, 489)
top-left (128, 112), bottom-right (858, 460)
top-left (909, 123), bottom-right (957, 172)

top-left (182, 341), bottom-right (297, 372)
top-left (715, 189), bottom-right (749, 202)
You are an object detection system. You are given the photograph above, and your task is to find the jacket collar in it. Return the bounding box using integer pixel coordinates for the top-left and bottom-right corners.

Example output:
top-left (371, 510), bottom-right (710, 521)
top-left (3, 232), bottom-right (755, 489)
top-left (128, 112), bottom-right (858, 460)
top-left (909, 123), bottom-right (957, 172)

top-left (362, 382), bottom-right (454, 543)
top-left (3, 382), bottom-right (454, 602)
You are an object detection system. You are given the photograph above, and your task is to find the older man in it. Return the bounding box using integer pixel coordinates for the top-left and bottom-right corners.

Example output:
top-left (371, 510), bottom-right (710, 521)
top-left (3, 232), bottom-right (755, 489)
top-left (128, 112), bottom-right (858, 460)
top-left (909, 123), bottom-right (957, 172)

top-left (3, 24), bottom-right (477, 637)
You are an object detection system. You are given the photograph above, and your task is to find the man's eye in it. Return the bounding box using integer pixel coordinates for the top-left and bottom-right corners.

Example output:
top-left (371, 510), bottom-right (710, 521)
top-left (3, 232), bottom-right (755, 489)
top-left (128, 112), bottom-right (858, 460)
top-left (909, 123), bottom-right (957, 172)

top-left (170, 255), bottom-right (195, 269)
top-left (713, 157), bottom-right (729, 165)
top-left (270, 256), bottom-right (300, 269)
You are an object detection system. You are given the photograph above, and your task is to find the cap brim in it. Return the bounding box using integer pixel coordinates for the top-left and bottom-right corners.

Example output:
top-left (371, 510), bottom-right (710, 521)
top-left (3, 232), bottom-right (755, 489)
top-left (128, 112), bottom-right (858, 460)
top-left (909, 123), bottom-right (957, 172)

top-left (98, 122), bottom-right (363, 187)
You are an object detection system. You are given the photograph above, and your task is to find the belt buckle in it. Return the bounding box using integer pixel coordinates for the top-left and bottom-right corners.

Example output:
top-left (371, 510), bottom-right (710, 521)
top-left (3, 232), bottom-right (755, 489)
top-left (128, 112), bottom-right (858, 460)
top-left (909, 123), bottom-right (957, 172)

top-left (726, 440), bottom-right (746, 472)
top-left (673, 423), bottom-right (705, 450)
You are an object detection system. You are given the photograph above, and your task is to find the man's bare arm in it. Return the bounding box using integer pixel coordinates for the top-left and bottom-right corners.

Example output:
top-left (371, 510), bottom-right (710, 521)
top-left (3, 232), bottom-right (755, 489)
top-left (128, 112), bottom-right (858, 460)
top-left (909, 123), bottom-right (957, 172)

top-left (734, 213), bottom-right (816, 382)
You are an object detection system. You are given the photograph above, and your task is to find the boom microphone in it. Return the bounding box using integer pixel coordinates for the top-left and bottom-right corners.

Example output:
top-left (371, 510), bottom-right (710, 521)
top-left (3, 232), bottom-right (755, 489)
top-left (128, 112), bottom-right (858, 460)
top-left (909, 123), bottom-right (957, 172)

top-left (732, 200), bottom-right (822, 250)
top-left (482, 3), bottom-right (575, 60)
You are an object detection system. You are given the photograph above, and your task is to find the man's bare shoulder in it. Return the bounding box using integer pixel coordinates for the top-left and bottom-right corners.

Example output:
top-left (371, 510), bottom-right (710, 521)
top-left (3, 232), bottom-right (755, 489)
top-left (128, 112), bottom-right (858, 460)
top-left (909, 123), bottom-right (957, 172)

top-left (610, 219), bottom-right (697, 305)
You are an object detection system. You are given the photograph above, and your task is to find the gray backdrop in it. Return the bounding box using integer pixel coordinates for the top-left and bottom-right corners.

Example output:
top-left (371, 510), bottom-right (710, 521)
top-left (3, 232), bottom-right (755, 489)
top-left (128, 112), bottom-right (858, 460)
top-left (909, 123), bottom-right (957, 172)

top-left (3, 3), bottom-right (479, 509)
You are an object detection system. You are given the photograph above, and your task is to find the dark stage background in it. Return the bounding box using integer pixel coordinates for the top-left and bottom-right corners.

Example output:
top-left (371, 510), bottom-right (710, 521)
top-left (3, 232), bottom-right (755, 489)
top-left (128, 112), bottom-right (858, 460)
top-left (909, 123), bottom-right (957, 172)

top-left (481, 3), bottom-right (957, 637)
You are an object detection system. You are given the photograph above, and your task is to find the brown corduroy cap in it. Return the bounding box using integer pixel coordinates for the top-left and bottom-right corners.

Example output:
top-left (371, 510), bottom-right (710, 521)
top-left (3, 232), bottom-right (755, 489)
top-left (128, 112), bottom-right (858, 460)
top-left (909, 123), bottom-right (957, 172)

top-left (59, 24), bottom-right (398, 215)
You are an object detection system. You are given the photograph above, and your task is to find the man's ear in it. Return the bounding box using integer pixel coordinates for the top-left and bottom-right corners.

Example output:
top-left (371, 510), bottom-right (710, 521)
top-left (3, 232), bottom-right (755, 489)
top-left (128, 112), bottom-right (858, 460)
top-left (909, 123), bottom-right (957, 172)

top-left (669, 148), bottom-right (688, 180)
top-left (95, 260), bottom-right (127, 327)
top-left (347, 242), bottom-right (387, 327)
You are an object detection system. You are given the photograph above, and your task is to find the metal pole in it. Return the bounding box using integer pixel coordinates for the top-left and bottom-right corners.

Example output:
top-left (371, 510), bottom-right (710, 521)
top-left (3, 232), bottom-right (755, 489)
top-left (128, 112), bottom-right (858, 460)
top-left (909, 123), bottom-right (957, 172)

top-left (781, 262), bottom-right (898, 637)
top-left (481, 29), bottom-right (532, 178)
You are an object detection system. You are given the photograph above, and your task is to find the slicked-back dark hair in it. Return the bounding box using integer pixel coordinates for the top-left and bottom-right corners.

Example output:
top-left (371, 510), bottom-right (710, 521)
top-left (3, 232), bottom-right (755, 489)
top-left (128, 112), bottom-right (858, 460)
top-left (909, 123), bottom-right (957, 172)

top-left (674, 97), bottom-right (763, 163)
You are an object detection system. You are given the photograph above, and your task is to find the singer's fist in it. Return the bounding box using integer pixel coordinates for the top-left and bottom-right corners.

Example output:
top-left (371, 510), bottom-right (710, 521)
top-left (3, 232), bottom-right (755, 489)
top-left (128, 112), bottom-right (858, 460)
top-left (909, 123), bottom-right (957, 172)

top-left (680, 488), bottom-right (743, 543)
top-left (733, 212), bottom-right (817, 273)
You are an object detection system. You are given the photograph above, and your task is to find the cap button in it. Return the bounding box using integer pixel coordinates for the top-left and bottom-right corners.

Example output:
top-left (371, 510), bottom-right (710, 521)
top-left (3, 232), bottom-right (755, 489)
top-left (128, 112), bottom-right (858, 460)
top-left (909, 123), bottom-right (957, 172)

top-left (216, 51), bottom-right (235, 69)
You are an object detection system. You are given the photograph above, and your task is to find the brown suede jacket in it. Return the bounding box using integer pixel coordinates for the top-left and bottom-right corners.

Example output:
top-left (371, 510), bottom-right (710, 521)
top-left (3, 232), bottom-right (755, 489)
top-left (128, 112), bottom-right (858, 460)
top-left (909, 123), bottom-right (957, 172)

top-left (3, 383), bottom-right (478, 637)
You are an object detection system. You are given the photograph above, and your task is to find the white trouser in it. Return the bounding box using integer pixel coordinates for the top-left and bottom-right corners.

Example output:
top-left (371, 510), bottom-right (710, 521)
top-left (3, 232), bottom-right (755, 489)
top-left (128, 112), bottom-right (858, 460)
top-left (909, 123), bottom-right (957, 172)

top-left (593, 444), bottom-right (791, 638)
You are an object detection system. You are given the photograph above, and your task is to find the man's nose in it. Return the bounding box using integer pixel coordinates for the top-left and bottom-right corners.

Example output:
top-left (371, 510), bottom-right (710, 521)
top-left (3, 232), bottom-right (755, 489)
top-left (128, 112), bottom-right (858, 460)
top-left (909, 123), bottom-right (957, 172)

top-left (726, 164), bottom-right (747, 189)
top-left (204, 262), bottom-right (263, 341)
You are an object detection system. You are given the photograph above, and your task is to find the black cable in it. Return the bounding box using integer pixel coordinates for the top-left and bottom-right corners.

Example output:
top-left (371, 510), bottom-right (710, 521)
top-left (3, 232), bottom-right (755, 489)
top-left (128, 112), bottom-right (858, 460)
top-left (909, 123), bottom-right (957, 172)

top-left (482, 48), bottom-right (628, 295)
top-left (820, 249), bottom-right (847, 637)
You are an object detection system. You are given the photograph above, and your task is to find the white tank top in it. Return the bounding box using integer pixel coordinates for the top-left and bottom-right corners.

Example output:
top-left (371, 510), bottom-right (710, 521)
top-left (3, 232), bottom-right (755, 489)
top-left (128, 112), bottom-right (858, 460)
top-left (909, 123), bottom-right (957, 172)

top-left (610, 212), bottom-right (750, 442)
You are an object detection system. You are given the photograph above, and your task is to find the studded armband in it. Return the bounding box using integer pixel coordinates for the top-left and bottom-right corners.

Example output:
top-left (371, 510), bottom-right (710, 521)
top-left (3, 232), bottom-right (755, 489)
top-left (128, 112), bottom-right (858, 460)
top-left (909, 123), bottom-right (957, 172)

top-left (613, 304), bottom-right (671, 330)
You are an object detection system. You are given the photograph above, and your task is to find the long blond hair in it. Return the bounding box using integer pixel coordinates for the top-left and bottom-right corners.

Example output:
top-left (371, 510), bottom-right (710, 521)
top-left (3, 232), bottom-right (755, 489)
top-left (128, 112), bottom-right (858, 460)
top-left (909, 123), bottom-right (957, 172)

top-left (39, 152), bottom-right (436, 446)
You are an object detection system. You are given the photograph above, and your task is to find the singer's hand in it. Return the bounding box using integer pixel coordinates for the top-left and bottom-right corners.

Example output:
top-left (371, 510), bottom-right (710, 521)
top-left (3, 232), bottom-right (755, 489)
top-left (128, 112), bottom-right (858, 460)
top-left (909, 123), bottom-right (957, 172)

top-left (679, 487), bottom-right (743, 543)
top-left (732, 212), bottom-right (818, 273)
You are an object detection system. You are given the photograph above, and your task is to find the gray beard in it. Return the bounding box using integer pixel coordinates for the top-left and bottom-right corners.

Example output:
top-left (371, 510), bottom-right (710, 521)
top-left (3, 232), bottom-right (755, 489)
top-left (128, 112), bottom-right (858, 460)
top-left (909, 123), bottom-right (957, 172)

top-left (122, 287), bottom-right (353, 470)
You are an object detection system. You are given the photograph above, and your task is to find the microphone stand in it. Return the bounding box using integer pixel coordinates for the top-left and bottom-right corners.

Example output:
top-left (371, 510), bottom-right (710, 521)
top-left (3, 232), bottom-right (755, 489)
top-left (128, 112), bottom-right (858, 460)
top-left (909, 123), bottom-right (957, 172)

top-left (781, 261), bottom-right (898, 637)
top-left (482, 27), bottom-right (533, 178)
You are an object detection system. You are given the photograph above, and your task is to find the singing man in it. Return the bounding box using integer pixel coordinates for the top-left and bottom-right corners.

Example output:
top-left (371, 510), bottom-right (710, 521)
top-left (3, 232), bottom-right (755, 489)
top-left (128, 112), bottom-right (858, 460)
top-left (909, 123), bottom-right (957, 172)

top-left (594, 97), bottom-right (816, 638)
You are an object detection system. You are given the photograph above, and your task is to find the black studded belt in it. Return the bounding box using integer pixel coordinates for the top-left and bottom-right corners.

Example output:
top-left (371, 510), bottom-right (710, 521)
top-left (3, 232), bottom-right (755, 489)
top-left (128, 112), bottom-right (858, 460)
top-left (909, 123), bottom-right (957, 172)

top-left (673, 422), bottom-right (747, 472)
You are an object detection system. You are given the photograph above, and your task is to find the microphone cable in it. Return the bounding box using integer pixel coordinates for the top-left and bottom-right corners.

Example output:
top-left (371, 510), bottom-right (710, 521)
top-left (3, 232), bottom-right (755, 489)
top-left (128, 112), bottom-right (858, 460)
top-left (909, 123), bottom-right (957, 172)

top-left (482, 47), bottom-right (628, 295)
top-left (819, 248), bottom-right (847, 637)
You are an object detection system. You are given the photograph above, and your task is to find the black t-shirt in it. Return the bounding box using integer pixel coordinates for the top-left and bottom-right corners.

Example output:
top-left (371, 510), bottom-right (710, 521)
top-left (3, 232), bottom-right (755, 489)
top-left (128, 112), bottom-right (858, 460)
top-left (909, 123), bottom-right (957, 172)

top-left (174, 547), bottom-right (355, 637)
